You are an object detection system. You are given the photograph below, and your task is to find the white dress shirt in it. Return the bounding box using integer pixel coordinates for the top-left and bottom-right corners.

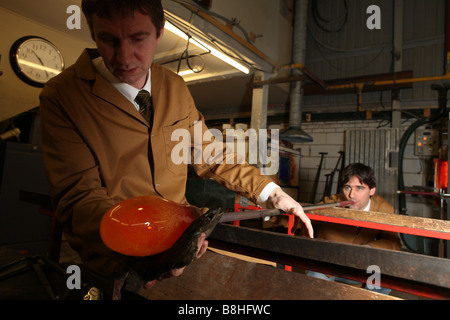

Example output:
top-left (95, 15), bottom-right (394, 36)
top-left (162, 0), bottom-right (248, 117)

top-left (92, 57), bottom-right (151, 111)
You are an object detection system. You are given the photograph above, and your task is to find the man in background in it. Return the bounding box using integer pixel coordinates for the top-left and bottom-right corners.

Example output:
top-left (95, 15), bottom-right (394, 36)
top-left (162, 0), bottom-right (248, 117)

top-left (308, 163), bottom-right (402, 294)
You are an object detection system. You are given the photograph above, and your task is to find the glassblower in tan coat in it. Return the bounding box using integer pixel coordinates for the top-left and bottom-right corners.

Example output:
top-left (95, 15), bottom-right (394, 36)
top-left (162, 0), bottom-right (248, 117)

top-left (39, 0), bottom-right (313, 298)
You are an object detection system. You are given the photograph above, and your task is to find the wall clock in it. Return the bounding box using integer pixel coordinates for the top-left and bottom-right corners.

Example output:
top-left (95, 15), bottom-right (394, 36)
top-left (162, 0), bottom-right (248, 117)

top-left (10, 36), bottom-right (64, 88)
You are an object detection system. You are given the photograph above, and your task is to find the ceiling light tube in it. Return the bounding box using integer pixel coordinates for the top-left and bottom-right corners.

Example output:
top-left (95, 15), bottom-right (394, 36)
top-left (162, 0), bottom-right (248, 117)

top-left (191, 37), bottom-right (250, 74)
top-left (164, 21), bottom-right (250, 74)
top-left (164, 21), bottom-right (189, 41)
top-left (177, 70), bottom-right (195, 76)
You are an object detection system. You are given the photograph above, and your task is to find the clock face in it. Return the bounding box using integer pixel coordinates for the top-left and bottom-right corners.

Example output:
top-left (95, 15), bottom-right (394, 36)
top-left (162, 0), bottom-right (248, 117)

top-left (10, 36), bottom-right (64, 87)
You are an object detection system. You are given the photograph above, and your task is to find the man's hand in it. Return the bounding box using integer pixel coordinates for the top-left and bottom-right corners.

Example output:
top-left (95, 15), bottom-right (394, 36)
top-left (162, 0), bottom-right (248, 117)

top-left (267, 187), bottom-right (314, 238)
top-left (143, 232), bottom-right (208, 289)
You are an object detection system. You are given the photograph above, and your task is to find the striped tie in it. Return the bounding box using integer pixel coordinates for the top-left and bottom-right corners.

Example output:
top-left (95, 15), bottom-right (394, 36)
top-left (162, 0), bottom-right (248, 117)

top-left (135, 90), bottom-right (152, 123)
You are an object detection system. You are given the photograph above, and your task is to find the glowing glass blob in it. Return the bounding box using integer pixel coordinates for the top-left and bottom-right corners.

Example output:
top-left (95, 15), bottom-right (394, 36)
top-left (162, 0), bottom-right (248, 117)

top-left (100, 196), bottom-right (201, 257)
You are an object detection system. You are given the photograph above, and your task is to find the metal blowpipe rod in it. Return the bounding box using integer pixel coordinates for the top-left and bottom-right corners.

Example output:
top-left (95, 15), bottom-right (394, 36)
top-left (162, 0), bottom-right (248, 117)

top-left (219, 201), bottom-right (355, 223)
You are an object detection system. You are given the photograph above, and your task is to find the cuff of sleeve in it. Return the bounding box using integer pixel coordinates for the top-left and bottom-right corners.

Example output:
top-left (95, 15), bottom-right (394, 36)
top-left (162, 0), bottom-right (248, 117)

top-left (257, 182), bottom-right (280, 204)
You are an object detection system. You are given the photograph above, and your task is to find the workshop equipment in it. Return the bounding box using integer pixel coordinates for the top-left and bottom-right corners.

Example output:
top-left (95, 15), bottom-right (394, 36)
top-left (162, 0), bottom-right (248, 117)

top-left (434, 158), bottom-right (448, 190)
top-left (398, 83), bottom-right (450, 215)
top-left (0, 253), bottom-right (68, 300)
top-left (311, 152), bottom-right (327, 203)
top-left (397, 84), bottom-right (449, 254)
top-left (323, 151), bottom-right (344, 198)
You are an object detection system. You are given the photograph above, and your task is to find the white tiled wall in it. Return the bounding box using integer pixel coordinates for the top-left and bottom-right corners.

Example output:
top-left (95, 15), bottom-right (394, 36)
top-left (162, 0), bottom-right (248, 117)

top-left (271, 118), bottom-right (437, 218)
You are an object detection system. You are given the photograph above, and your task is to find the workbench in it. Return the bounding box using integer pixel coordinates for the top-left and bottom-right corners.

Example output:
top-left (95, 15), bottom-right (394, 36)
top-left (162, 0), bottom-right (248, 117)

top-left (1, 204), bottom-right (448, 301)
top-left (306, 206), bottom-right (450, 240)
top-left (138, 249), bottom-right (399, 300)
top-left (137, 203), bottom-right (450, 300)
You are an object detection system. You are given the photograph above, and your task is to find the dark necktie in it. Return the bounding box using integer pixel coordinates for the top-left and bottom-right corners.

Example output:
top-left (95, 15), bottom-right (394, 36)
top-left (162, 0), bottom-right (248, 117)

top-left (135, 90), bottom-right (152, 123)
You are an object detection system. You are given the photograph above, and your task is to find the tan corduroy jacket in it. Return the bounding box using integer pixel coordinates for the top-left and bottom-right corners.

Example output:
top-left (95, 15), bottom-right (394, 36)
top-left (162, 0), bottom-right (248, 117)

top-left (318, 194), bottom-right (402, 250)
top-left (40, 49), bottom-right (273, 277)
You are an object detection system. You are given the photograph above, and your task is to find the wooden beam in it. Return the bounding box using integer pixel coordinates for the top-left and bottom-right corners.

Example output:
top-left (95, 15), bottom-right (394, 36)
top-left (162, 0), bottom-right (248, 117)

top-left (137, 251), bottom-right (397, 300)
top-left (305, 207), bottom-right (450, 240)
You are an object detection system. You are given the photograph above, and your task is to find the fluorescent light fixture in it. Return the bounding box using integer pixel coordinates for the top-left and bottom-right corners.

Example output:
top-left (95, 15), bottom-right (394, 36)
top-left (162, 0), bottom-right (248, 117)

top-left (164, 21), bottom-right (250, 75)
top-left (164, 21), bottom-right (190, 41)
top-left (177, 69), bottom-right (195, 76)
top-left (192, 37), bottom-right (250, 74)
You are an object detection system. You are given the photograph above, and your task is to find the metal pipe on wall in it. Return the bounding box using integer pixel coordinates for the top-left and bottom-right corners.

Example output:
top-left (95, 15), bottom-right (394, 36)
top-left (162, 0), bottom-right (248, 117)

top-left (446, 0), bottom-right (450, 72)
top-left (280, 0), bottom-right (313, 143)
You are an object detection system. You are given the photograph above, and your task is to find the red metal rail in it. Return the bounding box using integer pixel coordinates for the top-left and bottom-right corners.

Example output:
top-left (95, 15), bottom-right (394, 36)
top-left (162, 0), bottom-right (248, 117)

top-left (306, 212), bottom-right (450, 240)
top-left (230, 203), bottom-right (450, 240)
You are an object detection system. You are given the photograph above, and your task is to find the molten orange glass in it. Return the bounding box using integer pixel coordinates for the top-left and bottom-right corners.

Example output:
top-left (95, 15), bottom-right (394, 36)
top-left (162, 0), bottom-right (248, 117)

top-left (100, 196), bottom-right (201, 257)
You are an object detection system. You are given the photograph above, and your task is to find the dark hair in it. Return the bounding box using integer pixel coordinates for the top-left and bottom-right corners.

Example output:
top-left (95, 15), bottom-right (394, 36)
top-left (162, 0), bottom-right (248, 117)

top-left (340, 163), bottom-right (376, 189)
top-left (82, 0), bottom-right (165, 39)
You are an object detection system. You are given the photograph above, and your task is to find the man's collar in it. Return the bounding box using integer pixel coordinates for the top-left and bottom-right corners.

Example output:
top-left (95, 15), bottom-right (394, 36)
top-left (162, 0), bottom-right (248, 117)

top-left (74, 48), bottom-right (152, 88)
top-left (363, 199), bottom-right (371, 211)
top-left (91, 54), bottom-right (152, 104)
top-left (74, 48), bottom-right (101, 81)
